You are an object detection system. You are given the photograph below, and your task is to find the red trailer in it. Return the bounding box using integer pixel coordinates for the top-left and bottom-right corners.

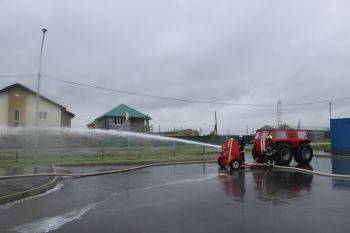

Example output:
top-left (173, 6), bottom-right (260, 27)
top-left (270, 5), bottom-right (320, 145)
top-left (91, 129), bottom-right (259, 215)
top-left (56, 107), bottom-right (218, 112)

top-left (217, 138), bottom-right (243, 169)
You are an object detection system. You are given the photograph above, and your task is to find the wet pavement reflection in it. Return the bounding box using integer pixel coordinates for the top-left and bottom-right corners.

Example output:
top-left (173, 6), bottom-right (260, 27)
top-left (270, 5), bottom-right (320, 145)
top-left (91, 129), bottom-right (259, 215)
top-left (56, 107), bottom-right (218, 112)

top-left (332, 158), bottom-right (350, 190)
top-left (218, 165), bottom-right (314, 203)
top-left (1, 157), bottom-right (350, 233)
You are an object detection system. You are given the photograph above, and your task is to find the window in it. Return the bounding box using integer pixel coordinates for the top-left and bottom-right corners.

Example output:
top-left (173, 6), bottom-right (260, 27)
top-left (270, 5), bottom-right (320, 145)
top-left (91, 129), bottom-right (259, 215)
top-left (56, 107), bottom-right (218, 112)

top-left (261, 131), bottom-right (269, 139)
top-left (276, 131), bottom-right (287, 139)
top-left (114, 118), bottom-right (123, 125)
top-left (297, 131), bottom-right (307, 139)
top-left (14, 110), bottom-right (20, 127)
top-left (254, 132), bottom-right (260, 139)
top-left (39, 111), bottom-right (47, 120)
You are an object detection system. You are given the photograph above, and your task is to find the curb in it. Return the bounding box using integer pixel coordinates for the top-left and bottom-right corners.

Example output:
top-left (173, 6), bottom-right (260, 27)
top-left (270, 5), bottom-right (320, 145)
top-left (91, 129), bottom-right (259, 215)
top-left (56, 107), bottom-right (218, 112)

top-left (0, 176), bottom-right (59, 205)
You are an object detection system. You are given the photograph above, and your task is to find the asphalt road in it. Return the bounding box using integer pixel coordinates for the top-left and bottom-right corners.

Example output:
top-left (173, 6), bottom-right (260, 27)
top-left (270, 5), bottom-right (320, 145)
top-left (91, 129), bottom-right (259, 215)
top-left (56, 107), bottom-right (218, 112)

top-left (1, 158), bottom-right (350, 233)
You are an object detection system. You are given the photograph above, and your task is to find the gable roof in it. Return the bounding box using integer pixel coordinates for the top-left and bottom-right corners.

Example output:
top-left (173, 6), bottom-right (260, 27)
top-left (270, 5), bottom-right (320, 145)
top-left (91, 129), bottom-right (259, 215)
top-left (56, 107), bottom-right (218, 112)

top-left (96, 104), bottom-right (151, 120)
top-left (0, 83), bottom-right (75, 118)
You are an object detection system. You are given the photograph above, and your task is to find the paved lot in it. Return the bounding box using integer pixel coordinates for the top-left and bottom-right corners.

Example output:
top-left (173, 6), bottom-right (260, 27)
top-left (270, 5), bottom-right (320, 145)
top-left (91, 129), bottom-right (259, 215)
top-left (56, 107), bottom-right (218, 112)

top-left (1, 158), bottom-right (350, 233)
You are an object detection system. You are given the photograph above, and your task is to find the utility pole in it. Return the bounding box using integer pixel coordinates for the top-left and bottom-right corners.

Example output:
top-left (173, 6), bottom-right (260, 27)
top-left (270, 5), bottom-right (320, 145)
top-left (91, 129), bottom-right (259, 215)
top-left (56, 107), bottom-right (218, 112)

top-left (329, 102), bottom-right (332, 119)
top-left (277, 97), bottom-right (282, 128)
top-left (214, 111), bottom-right (218, 135)
top-left (246, 125), bottom-right (248, 136)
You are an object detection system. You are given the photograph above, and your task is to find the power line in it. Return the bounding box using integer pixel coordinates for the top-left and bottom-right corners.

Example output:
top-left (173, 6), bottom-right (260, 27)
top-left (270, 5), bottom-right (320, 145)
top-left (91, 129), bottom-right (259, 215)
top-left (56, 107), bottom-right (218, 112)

top-left (42, 75), bottom-right (275, 107)
top-left (284, 96), bottom-right (350, 106)
top-left (0, 74), bottom-right (36, 78)
top-left (1, 73), bottom-right (350, 107)
top-left (38, 75), bottom-right (350, 108)
top-left (336, 106), bottom-right (350, 118)
top-left (152, 115), bottom-right (214, 123)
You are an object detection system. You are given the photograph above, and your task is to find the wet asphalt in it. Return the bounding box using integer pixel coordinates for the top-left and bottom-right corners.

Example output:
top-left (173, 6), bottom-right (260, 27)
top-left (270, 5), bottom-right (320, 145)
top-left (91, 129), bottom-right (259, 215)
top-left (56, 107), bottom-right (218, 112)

top-left (1, 157), bottom-right (350, 233)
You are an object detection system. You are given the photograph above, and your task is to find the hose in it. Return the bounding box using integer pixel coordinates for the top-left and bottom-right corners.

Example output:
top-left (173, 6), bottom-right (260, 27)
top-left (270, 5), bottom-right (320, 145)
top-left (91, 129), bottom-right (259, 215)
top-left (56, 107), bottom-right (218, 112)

top-left (0, 161), bottom-right (212, 180)
top-left (1, 160), bottom-right (350, 180)
top-left (267, 164), bottom-right (350, 180)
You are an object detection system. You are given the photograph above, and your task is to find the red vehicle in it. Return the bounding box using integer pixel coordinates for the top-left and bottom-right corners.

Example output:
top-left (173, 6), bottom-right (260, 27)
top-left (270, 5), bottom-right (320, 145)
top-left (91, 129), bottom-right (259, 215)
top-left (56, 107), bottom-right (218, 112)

top-left (217, 138), bottom-right (242, 169)
top-left (251, 129), bottom-right (313, 166)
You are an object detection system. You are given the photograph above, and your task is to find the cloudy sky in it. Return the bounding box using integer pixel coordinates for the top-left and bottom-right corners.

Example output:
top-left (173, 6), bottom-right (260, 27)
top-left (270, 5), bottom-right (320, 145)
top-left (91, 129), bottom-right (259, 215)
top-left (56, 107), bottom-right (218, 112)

top-left (1, 0), bottom-right (350, 134)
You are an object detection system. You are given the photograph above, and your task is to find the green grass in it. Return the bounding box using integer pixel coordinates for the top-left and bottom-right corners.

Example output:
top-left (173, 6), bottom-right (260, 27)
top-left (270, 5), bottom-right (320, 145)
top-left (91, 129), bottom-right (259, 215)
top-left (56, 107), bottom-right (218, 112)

top-left (0, 146), bottom-right (219, 168)
top-left (0, 142), bottom-right (331, 168)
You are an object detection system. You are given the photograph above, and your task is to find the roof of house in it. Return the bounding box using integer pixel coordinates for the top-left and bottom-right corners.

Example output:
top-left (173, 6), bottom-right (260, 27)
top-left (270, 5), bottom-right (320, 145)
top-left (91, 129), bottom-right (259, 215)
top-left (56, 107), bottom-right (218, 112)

top-left (0, 83), bottom-right (75, 118)
top-left (96, 104), bottom-right (151, 120)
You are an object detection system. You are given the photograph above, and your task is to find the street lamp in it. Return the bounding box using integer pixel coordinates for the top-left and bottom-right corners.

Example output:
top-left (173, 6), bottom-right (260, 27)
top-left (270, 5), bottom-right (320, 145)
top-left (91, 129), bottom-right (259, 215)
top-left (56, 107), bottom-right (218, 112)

top-left (34, 28), bottom-right (47, 161)
top-left (35, 28), bottom-right (47, 129)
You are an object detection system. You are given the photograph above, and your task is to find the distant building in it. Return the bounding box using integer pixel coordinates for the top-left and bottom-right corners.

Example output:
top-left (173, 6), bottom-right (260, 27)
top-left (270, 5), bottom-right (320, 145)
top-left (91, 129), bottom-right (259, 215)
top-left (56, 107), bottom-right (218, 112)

top-left (90, 104), bottom-right (151, 132)
top-left (330, 118), bottom-right (350, 155)
top-left (160, 129), bottom-right (199, 137)
top-left (0, 83), bottom-right (75, 128)
top-left (87, 121), bottom-right (96, 129)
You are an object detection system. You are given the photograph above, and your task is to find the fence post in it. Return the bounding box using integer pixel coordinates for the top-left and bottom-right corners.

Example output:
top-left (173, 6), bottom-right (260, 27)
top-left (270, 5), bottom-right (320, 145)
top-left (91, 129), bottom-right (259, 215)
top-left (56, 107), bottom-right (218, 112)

top-left (15, 137), bottom-right (19, 163)
top-left (127, 135), bottom-right (130, 155)
top-left (173, 141), bottom-right (176, 157)
top-left (101, 139), bottom-right (104, 160)
top-left (59, 132), bottom-right (63, 160)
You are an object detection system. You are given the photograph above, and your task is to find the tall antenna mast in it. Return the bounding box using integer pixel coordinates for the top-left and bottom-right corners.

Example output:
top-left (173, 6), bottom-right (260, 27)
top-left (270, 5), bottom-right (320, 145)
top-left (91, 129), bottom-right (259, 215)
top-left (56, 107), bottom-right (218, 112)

top-left (277, 97), bottom-right (282, 128)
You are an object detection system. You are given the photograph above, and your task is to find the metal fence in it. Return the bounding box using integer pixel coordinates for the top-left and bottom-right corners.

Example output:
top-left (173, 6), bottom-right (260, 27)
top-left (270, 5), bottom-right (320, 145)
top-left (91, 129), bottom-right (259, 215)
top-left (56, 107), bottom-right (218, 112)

top-left (0, 131), bottom-right (219, 163)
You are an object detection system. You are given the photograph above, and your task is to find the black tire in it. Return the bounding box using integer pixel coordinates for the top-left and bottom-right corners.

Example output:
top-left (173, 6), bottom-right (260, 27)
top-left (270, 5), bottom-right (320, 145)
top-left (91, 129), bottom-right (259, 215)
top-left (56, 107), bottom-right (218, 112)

top-left (231, 159), bottom-right (240, 170)
top-left (273, 143), bottom-right (293, 166)
top-left (218, 157), bottom-right (226, 168)
top-left (294, 143), bottom-right (313, 164)
top-left (252, 145), bottom-right (257, 160)
top-left (252, 145), bottom-right (267, 164)
top-left (252, 145), bottom-right (258, 160)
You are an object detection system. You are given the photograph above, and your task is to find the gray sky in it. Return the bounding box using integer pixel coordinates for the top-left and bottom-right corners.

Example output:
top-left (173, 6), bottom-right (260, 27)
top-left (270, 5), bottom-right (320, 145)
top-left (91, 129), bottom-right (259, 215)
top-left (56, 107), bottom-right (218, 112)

top-left (1, 0), bottom-right (350, 134)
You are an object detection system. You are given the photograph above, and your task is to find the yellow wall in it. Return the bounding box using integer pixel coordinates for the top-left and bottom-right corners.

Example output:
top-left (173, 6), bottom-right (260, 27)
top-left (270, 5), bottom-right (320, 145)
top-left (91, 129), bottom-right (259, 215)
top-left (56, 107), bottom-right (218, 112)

top-left (0, 86), bottom-right (73, 128)
top-left (0, 93), bottom-right (9, 126)
top-left (25, 93), bottom-right (62, 127)
top-left (8, 88), bottom-right (27, 127)
top-left (61, 112), bottom-right (72, 127)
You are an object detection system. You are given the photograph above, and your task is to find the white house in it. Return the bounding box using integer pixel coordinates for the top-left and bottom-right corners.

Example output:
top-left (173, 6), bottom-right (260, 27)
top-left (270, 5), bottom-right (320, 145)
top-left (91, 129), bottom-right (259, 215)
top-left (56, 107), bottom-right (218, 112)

top-left (0, 83), bottom-right (75, 128)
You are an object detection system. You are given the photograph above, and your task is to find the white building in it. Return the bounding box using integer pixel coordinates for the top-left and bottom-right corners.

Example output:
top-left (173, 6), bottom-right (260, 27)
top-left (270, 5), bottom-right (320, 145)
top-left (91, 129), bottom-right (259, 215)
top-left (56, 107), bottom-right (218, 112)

top-left (0, 83), bottom-right (75, 128)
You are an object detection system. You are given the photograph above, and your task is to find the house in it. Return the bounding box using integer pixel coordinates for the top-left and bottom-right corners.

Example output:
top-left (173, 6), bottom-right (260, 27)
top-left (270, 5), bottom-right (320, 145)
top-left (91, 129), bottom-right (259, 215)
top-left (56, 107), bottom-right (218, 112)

top-left (0, 83), bottom-right (75, 128)
top-left (91, 104), bottom-right (151, 132)
top-left (160, 129), bottom-right (199, 137)
top-left (87, 121), bottom-right (96, 129)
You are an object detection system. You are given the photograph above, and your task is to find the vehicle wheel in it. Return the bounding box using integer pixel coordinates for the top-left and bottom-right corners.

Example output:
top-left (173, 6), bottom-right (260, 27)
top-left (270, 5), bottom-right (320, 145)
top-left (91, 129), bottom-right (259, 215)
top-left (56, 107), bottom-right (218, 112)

top-left (294, 143), bottom-right (313, 164)
top-left (252, 145), bottom-right (257, 160)
top-left (273, 143), bottom-right (293, 166)
top-left (230, 159), bottom-right (240, 170)
top-left (218, 157), bottom-right (226, 168)
top-left (252, 145), bottom-right (264, 163)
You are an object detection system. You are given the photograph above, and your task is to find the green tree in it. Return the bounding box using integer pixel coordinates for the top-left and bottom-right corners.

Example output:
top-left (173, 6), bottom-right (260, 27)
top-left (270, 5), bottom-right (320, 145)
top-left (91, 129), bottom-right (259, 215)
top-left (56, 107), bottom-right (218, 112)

top-left (325, 129), bottom-right (331, 139)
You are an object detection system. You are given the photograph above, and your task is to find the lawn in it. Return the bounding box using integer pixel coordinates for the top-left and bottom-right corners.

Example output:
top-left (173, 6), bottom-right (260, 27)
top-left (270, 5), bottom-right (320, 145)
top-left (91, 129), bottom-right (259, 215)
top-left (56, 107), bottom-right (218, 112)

top-left (0, 145), bottom-right (219, 168)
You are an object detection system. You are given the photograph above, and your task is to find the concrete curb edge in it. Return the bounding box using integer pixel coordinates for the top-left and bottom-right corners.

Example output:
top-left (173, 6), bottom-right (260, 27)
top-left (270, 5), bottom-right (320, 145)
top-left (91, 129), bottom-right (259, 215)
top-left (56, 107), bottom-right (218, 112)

top-left (0, 176), bottom-right (59, 205)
